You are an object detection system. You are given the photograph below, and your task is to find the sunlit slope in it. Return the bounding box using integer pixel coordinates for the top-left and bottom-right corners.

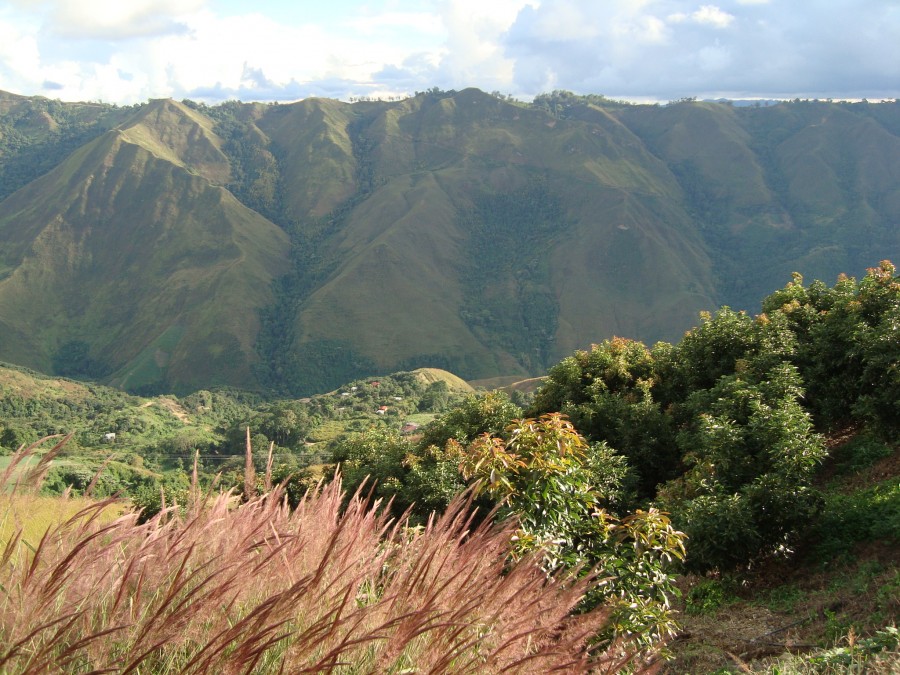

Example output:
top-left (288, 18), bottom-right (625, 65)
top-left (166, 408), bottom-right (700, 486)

top-left (2, 90), bottom-right (899, 395)
top-left (285, 89), bottom-right (717, 383)
top-left (255, 97), bottom-right (359, 218)
top-left (118, 98), bottom-right (232, 186)
top-left (0, 104), bottom-right (289, 393)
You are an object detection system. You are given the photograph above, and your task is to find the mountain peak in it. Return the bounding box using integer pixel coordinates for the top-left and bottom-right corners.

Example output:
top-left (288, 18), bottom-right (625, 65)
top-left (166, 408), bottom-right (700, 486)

top-left (119, 99), bottom-right (231, 185)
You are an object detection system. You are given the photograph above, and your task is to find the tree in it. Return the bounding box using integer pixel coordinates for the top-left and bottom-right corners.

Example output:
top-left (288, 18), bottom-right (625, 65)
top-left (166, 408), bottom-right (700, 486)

top-left (417, 391), bottom-right (521, 450)
top-left (761, 261), bottom-right (900, 435)
top-left (658, 363), bottom-right (826, 571)
top-left (530, 338), bottom-right (676, 498)
top-left (333, 427), bottom-right (415, 514)
top-left (459, 413), bottom-right (685, 654)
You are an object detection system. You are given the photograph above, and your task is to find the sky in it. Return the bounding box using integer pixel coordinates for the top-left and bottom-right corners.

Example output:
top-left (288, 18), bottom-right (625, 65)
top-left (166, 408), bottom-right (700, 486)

top-left (0, 0), bottom-right (898, 106)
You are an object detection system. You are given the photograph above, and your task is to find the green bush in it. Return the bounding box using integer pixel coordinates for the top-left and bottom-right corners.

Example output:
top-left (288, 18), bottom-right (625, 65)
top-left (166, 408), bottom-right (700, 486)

top-left (660, 364), bottom-right (825, 571)
top-left (685, 579), bottom-right (736, 616)
top-left (460, 414), bottom-right (685, 653)
top-left (530, 338), bottom-right (676, 498)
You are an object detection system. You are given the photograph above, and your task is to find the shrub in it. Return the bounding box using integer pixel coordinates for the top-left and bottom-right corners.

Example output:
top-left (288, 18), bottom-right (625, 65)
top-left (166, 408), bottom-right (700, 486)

top-left (529, 338), bottom-right (677, 498)
top-left (460, 414), bottom-right (685, 655)
top-left (659, 364), bottom-right (826, 571)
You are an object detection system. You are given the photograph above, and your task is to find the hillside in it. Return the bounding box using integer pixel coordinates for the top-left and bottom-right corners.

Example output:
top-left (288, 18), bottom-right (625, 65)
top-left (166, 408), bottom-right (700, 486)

top-left (1, 90), bottom-right (899, 395)
top-left (1, 250), bottom-right (898, 672)
top-left (0, 99), bottom-right (290, 393)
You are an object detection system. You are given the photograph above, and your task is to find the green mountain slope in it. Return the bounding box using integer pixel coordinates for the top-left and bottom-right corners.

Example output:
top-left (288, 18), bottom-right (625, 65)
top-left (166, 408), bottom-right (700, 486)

top-left (0, 100), bottom-right (289, 394)
top-left (256, 89), bottom-right (717, 393)
top-left (1, 90), bottom-right (898, 396)
top-left (615, 99), bottom-right (900, 306)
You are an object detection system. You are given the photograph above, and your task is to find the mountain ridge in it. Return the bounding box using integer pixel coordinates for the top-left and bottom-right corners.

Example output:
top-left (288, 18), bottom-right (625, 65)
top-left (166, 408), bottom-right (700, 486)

top-left (0, 89), bottom-right (897, 395)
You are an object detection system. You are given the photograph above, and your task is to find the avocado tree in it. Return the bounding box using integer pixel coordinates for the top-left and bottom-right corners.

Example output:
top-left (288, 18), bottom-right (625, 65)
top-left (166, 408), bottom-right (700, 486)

top-left (459, 413), bottom-right (685, 653)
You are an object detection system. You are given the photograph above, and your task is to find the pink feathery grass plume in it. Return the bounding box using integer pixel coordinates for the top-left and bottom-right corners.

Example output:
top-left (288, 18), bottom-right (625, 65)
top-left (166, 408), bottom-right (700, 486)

top-left (0, 436), bottom-right (652, 673)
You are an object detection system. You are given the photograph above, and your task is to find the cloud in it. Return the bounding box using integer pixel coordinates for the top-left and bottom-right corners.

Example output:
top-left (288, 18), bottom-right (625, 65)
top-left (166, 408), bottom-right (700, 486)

top-left (1, 0), bottom-right (898, 105)
top-left (16, 0), bottom-right (207, 39)
top-left (692, 5), bottom-right (735, 28)
top-left (669, 5), bottom-right (735, 29)
top-left (501, 0), bottom-right (900, 100)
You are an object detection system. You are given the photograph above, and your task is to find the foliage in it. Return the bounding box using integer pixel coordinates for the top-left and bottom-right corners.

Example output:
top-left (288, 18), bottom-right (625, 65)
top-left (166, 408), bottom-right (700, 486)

top-left (417, 391), bottom-right (522, 450)
top-left (332, 426), bottom-right (414, 511)
top-left (531, 90), bottom-right (632, 117)
top-left (660, 362), bottom-right (826, 571)
top-left (460, 414), bottom-right (685, 654)
top-left (0, 439), bottom-right (633, 673)
top-left (762, 261), bottom-right (900, 435)
top-left (0, 97), bottom-right (124, 202)
top-left (530, 338), bottom-right (676, 498)
top-left (332, 391), bottom-right (521, 519)
top-left (684, 579), bottom-right (736, 616)
top-left (129, 471), bottom-right (192, 523)
top-left (530, 301), bottom-right (830, 573)
top-left (765, 626), bottom-right (900, 674)
top-left (0, 363), bottom-right (472, 510)
top-left (655, 307), bottom-right (798, 406)
top-left (807, 478), bottom-right (900, 561)
top-left (333, 406), bottom-right (685, 654)
top-left (459, 181), bottom-right (569, 371)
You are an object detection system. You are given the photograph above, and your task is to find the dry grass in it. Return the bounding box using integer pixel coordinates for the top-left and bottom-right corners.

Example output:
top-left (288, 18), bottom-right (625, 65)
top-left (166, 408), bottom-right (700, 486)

top-left (0, 438), bottom-right (643, 673)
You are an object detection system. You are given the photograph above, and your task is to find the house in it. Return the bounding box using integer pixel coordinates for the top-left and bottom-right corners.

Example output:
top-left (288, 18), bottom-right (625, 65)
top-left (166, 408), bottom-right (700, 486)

top-left (401, 422), bottom-right (420, 434)
top-left (376, 405), bottom-right (389, 415)
top-left (103, 432), bottom-right (116, 443)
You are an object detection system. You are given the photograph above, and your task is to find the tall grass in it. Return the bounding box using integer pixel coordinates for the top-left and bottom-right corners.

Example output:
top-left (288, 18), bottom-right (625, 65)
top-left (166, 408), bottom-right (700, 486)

top-left (0, 438), bottom-right (641, 673)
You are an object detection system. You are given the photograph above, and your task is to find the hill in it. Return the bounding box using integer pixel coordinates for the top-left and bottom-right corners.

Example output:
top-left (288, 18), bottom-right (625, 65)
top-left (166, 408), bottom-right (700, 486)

top-left (0, 99), bottom-right (290, 393)
top-left (2, 89), bottom-right (899, 395)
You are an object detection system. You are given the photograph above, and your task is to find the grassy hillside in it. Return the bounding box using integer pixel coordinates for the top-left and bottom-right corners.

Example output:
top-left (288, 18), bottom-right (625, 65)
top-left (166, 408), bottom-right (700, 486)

top-left (1, 90), bottom-right (899, 396)
top-left (0, 361), bottom-right (472, 484)
top-left (0, 101), bottom-right (290, 394)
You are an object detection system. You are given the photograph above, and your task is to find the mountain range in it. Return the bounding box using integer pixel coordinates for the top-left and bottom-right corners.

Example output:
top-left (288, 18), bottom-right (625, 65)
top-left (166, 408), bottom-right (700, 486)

top-left (1, 88), bottom-right (897, 395)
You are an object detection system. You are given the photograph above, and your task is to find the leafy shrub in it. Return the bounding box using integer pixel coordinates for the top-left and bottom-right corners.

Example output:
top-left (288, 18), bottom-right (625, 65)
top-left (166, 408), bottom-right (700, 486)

top-left (460, 414), bottom-right (685, 654)
top-left (685, 579), bottom-right (736, 616)
top-left (763, 261), bottom-right (900, 435)
top-left (417, 391), bottom-right (522, 450)
top-left (530, 338), bottom-right (677, 497)
top-left (808, 479), bottom-right (900, 561)
top-left (659, 363), bottom-right (826, 571)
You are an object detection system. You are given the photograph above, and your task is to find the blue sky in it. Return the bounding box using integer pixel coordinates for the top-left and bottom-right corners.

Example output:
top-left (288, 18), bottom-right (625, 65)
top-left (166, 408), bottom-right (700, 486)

top-left (1, 0), bottom-right (898, 105)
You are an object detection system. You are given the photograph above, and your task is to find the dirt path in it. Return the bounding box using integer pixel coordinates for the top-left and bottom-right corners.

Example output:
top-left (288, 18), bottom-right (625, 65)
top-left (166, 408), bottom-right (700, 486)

top-left (141, 397), bottom-right (191, 423)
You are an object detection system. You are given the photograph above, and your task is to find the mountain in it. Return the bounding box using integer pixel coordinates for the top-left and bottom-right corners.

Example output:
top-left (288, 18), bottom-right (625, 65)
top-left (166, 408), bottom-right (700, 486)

top-left (0, 97), bottom-right (289, 393)
top-left (1, 89), bottom-right (898, 395)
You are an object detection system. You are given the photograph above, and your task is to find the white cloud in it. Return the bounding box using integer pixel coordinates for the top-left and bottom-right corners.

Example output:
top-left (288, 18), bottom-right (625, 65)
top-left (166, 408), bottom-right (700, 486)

top-left (10, 0), bottom-right (208, 39)
top-left (669, 5), bottom-right (734, 29)
top-left (0, 18), bottom-right (42, 86)
top-left (0, 0), bottom-right (898, 105)
top-left (692, 5), bottom-right (734, 29)
top-left (502, 0), bottom-right (900, 101)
